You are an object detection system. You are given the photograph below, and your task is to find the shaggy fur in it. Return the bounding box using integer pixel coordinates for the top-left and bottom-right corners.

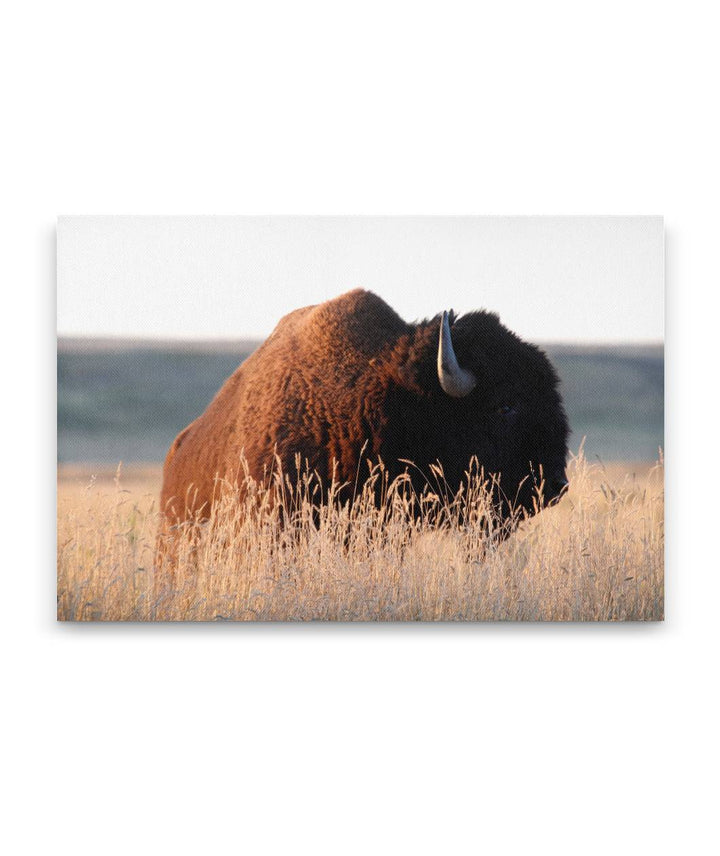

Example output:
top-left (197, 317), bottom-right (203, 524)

top-left (159, 289), bottom-right (569, 524)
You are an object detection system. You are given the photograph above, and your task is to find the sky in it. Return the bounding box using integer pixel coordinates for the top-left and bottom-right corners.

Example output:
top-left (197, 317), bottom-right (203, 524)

top-left (57, 216), bottom-right (664, 344)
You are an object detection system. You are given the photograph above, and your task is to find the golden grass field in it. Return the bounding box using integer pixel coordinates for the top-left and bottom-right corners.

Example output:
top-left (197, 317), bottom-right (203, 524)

top-left (57, 450), bottom-right (664, 621)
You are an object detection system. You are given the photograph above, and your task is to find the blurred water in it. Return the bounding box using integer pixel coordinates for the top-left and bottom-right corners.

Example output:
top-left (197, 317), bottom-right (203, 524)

top-left (57, 342), bottom-right (663, 464)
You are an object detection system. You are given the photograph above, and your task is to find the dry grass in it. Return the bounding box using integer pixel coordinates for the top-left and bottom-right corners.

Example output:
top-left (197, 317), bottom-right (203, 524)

top-left (57, 452), bottom-right (664, 621)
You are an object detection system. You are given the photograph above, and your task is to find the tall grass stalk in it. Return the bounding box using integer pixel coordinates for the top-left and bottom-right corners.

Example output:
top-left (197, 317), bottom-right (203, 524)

top-left (57, 452), bottom-right (664, 621)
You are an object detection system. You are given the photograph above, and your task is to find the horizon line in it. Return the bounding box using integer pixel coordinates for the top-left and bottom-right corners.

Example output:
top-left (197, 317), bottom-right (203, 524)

top-left (57, 333), bottom-right (665, 351)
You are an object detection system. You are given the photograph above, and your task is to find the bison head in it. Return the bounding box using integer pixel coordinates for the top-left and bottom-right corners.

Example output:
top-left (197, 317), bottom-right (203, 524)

top-left (390, 304), bottom-right (570, 520)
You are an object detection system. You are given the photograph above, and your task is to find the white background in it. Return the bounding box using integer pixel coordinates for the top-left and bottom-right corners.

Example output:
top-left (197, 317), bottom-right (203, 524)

top-left (57, 215), bottom-right (664, 343)
top-left (3, 2), bottom-right (718, 855)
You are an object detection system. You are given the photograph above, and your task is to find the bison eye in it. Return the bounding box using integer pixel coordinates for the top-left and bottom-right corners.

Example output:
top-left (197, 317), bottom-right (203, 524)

top-left (497, 404), bottom-right (516, 416)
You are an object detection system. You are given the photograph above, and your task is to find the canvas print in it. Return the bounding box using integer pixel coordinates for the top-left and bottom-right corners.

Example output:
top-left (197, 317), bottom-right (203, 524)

top-left (57, 216), bottom-right (664, 621)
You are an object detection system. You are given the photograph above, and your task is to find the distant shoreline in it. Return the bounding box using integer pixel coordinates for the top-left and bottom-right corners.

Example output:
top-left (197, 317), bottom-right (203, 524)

top-left (57, 336), bottom-right (263, 354)
top-left (57, 335), bottom-right (664, 357)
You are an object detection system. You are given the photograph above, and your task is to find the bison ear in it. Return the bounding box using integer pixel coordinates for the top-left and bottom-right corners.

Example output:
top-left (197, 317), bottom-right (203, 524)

top-left (437, 311), bottom-right (477, 398)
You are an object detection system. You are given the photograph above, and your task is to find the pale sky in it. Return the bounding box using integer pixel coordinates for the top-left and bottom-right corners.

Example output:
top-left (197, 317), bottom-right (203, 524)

top-left (57, 216), bottom-right (664, 344)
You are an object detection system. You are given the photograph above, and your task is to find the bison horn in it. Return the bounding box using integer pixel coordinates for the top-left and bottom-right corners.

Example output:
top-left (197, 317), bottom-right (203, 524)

top-left (437, 311), bottom-right (477, 398)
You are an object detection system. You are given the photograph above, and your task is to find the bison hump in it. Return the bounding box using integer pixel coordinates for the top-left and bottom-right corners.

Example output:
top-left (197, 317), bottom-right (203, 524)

top-left (300, 289), bottom-right (409, 358)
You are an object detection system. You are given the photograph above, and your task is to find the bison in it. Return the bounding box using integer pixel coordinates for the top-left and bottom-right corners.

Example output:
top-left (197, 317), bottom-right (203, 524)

top-left (159, 289), bottom-right (569, 535)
